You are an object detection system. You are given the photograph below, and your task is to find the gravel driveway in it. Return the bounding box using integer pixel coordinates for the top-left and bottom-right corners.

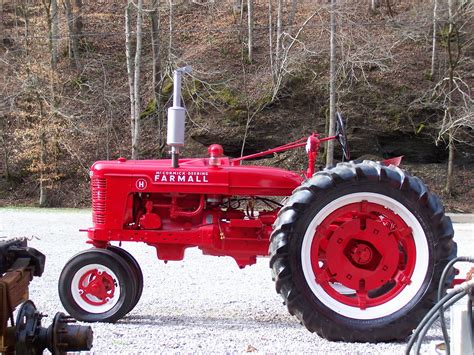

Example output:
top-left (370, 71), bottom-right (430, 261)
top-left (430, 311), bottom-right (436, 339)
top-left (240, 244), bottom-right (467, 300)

top-left (1, 208), bottom-right (472, 354)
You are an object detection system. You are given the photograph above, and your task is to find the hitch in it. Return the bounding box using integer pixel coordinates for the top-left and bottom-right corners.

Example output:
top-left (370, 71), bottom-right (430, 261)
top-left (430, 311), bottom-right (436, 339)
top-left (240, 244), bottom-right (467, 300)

top-left (0, 238), bottom-right (93, 354)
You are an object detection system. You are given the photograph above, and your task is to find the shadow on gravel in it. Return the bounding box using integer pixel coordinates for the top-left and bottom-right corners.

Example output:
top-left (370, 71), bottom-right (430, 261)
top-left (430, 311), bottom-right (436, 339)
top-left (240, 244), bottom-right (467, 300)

top-left (122, 314), bottom-right (301, 329)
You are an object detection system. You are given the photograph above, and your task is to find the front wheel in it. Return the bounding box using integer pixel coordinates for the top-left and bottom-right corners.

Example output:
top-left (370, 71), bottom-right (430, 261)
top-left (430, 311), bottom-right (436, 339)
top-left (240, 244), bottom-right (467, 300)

top-left (269, 161), bottom-right (455, 342)
top-left (58, 248), bottom-right (137, 322)
top-left (107, 245), bottom-right (144, 313)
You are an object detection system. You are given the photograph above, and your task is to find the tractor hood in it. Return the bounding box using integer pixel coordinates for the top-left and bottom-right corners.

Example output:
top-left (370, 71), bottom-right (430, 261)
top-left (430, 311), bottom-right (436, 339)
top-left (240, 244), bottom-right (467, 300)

top-left (90, 157), bottom-right (304, 196)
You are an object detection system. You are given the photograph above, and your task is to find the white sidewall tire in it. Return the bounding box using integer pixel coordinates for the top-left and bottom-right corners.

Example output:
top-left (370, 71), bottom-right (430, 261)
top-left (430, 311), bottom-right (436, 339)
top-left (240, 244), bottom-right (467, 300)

top-left (71, 264), bottom-right (121, 314)
top-left (269, 161), bottom-right (455, 341)
top-left (301, 192), bottom-right (429, 320)
top-left (58, 248), bottom-right (137, 323)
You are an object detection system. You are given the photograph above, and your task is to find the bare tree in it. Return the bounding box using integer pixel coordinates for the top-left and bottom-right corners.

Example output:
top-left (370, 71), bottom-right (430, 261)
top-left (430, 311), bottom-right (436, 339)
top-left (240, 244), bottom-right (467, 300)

top-left (150, 0), bottom-right (164, 150)
top-left (22, 0), bottom-right (31, 56)
top-left (74, 0), bottom-right (83, 37)
top-left (39, 129), bottom-right (47, 206)
top-left (150, 0), bottom-right (161, 100)
top-left (125, 0), bottom-right (144, 160)
top-left (40, 0), bottom-right (59, 70)
top-left (268, 0), bottom-right (273, 86)
top-left (0, 100), bottom-right (12, 180)
top-left (0, 1), bottom-right (4, 41)
top-left (63, 0), bottom-right (80, 69)
top-left (326, 0), bottom-right (337, 167)
top-left (424, 0), bottom-right (474, 194)
top-left (430, 0), bottom-right (437, 79)
top-left (287, 0), bottom-right (298, 35)
top-left (370, 0), bottom-right (379, 13)
top-left (444, 0), bottom-right (455, 193)
top-left (247, 0), bottom-right (254, 63)
top-left (275, 0), bottom-right (283, 70)
top-left (168, 0), bottom-right (173, 63)
top-left (51, 0), bottom-right (59, 69)
top-left (267, 1), bottom-right (322, 102)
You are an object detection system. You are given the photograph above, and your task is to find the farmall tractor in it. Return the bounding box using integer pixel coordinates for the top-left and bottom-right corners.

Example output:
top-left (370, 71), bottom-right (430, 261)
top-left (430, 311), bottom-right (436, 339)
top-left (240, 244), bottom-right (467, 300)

top-left (58, 67), bottom-right (456, 342)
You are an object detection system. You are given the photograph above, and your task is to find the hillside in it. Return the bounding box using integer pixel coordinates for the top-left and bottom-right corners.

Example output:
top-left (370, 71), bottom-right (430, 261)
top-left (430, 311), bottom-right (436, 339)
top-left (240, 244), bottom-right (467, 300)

top-left (0, 0), bottom-right (472, 211)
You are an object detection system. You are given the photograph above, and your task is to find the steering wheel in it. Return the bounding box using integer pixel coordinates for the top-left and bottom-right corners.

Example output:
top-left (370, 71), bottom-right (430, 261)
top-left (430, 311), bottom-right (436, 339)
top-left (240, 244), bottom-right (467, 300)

top-left (335, 112), bottom-right (351, 161)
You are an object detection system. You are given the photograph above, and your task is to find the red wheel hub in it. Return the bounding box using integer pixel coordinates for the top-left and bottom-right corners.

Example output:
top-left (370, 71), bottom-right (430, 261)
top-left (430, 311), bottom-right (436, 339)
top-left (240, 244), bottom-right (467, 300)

top-left (349, 242), bottom-right (374, 265)
top-left (78, 269), bottom-right (116, 306)
top-left (311, 201), bottom-right (416, 310)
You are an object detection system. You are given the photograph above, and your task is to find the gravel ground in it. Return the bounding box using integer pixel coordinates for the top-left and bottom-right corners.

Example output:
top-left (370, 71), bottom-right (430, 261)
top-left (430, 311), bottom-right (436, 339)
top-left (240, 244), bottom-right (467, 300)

top-left (0, 208), bottom-right (473, 354)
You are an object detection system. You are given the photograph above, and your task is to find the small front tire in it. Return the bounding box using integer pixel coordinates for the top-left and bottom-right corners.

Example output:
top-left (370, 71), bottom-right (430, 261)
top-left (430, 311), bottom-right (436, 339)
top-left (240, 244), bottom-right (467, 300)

top-left (107, 245), bottom-right (144, 313)
top-left (58, 248), bottom-right (137, 322)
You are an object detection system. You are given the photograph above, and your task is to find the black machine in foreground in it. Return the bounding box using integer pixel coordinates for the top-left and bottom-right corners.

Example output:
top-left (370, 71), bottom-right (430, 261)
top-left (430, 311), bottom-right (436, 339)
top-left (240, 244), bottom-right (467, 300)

top-left (0, 238), bottom-right (93, 354)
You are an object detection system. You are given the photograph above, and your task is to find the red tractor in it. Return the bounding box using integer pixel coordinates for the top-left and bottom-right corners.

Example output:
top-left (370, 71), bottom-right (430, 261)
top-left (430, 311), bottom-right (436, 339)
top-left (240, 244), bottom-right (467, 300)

top-left (58, 67), bottom-right (456, 342)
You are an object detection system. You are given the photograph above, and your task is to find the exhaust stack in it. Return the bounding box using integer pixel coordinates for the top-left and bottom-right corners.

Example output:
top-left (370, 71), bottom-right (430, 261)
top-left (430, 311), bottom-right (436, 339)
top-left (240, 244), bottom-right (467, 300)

top-left (167, 66), bottom-right (192, 168)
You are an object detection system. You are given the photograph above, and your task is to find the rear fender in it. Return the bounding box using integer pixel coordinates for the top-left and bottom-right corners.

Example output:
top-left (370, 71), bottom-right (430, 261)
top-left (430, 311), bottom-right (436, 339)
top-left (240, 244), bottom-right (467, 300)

top-left (381, 156), bottom-right (403, 167)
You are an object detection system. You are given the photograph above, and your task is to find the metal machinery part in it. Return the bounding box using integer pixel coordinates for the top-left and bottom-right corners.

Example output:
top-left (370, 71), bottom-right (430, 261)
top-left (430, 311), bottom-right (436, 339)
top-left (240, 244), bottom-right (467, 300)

top-left (449, 281), bottom-right (474, 355)
top-left (405, 258), bottom-right (474, 354)
top-left (167, 66), bottom-right (192, 168)
top-left (0, 238), bottom-right (93, 354)
top-left (335, 112), bottom-right (350, 161)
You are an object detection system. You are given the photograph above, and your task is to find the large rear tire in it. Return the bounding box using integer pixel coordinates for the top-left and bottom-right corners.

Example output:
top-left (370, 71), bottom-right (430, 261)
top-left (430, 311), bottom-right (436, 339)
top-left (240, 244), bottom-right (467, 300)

top-left (269, 161), bottom-right (455, 342)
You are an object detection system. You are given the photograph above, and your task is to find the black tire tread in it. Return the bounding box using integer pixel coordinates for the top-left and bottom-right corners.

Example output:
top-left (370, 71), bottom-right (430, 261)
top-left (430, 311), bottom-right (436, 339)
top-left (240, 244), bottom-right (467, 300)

top-left (269, 160), bottom-right (455, 342)
top-left (58, 248), bottom-right (137, 323)
top-left (107, 245), bottom-right (144, 314)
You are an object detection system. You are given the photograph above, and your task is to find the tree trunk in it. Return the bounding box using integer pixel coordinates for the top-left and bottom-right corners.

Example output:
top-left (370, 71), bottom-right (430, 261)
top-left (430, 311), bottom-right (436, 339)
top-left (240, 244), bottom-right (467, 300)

top-left (444, 0), bottom-right (455, 194)
top-left (51, 0), bottom-right (59, 69)
top-left (125, 1), bottom-right (135, 159)
top-left (1, 144), bottom-right (10, 180)
top-left (446, 130), bottom-right (454, 193)
top-left (275, 0), bottom-right (282, 70)
top-left (41, 0), bottom-right (54, 68)
top-left (247, 0), bottom-right (253, 63)
top-left (430, 0), bottom-right (437, 79)
top-left (0, 118), bottom-right (10, 179)
top-left (168, 0), bottom-right (173, 62)
top-left (233, 0), bottom-right (241, 15)
top-left (268, 0), bottom-right (275, 88)
top-left (74, 0), bottom-right (83, 37)
top-left (385, 0), bottom-right (393, 17)
top-left (0, 0), bottom-right (4, 41)
top-left (288, 0), bottom-right (298, 35)
top-left (132, 0), bottom-right (143, 160)
top-left (150, 0), bottom-right (161, 99)
top-left (370, 0), bottom-right (379, 12)
top-left (150, 0), bottom-right (164, 150)
top-left (36, 91), bottom-right (47, 207)
top-left (41, 0), bottom-right (58, 70)
top-left (39, 130), bottom-right (47, 207)
top-left (327, 0), bottom-right (337, 167)
top-left (63, 0), bottom-right (80, 69)
top-left (23, 0), bottom-right (30, 56)
top-left (231, 0), bottom-right (243, 44)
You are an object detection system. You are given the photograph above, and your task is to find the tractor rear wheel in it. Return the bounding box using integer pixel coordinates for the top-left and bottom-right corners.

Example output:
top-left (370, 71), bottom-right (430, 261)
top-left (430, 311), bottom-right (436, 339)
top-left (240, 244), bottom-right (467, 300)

top-left (269, 161), bottom-right (455, 342)
top-left (58, 248), bottom-right (137, 322)
top-left (107, 245), bottom-right (144, 313)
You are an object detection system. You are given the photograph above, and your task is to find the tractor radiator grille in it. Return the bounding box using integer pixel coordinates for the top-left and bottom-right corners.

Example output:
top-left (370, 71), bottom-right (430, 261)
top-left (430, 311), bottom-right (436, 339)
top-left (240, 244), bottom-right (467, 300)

top-left (91, 177), bottom-right (107, 224)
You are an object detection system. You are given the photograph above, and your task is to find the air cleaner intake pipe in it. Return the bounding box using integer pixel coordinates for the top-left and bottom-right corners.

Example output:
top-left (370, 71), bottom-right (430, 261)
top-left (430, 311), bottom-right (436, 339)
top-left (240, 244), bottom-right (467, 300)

top-left (167, 66), bottom-right (192, 168)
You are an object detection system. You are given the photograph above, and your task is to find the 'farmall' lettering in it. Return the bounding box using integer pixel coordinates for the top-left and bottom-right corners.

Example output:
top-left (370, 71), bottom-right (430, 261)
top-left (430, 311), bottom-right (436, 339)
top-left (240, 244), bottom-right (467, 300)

top-left (154, 171), bottom-right (209, 183)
